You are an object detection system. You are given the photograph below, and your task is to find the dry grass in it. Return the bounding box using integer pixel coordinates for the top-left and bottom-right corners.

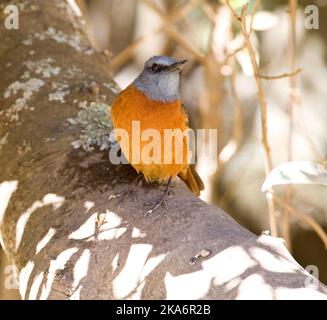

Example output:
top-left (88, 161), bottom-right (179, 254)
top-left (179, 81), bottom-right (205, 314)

top-left (274, 194), bottom-right (327, 250)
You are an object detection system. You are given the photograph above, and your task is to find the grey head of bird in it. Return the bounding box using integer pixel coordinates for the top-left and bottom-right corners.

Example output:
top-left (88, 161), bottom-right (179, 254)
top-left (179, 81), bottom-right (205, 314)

top-left (133, 56), bottom-right (187, 103)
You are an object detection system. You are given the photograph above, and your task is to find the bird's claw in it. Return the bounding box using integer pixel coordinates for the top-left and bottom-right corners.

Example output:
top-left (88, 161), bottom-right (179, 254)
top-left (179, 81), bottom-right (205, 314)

top-left (143, 186), bottom-right (173, 217)
top-left (108, 187), bottom-right (137, 206)
top-left (108, 175), bottom-right (143, 206)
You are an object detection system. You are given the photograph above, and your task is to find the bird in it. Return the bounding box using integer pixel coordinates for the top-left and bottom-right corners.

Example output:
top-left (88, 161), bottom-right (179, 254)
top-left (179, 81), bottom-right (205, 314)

top-left (110, 55), bottom-right (204, 215)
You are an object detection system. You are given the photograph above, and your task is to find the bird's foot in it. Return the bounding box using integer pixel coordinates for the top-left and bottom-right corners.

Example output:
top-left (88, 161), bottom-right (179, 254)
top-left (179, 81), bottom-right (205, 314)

top-left (144, 177), bottom-right (173, 217)
top-left (108, 174), bottom-right (143, 206)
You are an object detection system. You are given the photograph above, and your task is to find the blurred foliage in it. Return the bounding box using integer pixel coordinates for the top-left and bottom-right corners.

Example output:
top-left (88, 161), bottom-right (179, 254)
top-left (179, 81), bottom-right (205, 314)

top-left (1, 0), bottom-right (327, 298)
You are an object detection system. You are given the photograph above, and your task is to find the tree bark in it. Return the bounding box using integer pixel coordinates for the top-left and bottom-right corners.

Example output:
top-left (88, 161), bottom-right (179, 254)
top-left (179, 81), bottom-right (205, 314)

top-left (0, 0), bottom-right (326, 300)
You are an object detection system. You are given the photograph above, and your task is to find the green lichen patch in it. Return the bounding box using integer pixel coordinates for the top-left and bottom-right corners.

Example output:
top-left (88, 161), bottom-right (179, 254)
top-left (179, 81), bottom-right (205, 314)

top-left (24, 58), bottom-right (61, 79)
top-left (3, 78), bottom-right (45, 122)
top-left (49, 82), bottom-right (70, 103)
top-left (22, 27), bottom-right (93, 55)
top-left (3, 58), bottom-right (62, 122)
top-left (69, 102), bottom-right (115, 151)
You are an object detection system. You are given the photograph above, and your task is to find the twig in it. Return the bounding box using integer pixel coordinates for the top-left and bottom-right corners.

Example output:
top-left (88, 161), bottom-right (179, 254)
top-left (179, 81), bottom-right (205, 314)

top-left (274, 195), bottom-right (327, 250)
top-left (110, 0), bottom-right (201, 71)
top-left (259, 68), bottom-right (302, 80)
top-left (219, 25), bottom-right (244, 167)
top-left (240, 4), bottom-right (277, 236)
top-left (225, 0), bottom-right (241, 20)
top-left (227, 1), bottom-right (278, 237)
top-left (110, 29), bottom-right (162, 71)
top-left (223, 1), bottom-right (258, 64)
top-left (282, 0), bottom-right (298, 251)
top-left (198, 3), bottom-right (231, 202)
top-left (249, 0), bottom-right (261, 34)
top-left (230, 61), bottom-right (243, 143)
top-left (201, 1), bottom-right (217, 22)
top-left (225, 42), bottom-right (246, 62)
top-left (227, 0), bottom-right (260, 33)
top-left (215, 61), bottom-right (243, 172)
top-left (141, 0), bottom-right (205, 63)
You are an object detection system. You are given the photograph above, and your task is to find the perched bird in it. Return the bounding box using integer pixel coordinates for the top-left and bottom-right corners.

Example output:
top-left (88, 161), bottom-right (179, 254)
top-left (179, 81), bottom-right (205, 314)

top-left (110, 56), bottom-right (204, 214)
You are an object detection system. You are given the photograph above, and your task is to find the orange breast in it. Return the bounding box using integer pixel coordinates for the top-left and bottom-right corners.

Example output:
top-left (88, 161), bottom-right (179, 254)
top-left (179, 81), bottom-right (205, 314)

top-left (110, 85), bottom-right (189, 182)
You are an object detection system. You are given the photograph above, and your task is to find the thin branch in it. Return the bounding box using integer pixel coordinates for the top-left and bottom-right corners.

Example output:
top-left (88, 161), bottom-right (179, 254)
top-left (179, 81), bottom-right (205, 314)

top-left (230, 62), bottom-right (243, 144)
top-left (110, 0), bottom-right (201, 71)
top-left (110, 29), bottom-right (162, 71)
top-left (199, 3), bottom-right (232, 201)
top-left (274, 195), bottom-right (327, 250)
top-left (249, 0), bottom-right (261, 34)
top-left (281, 0), bottom-right (298, 251)
top-left (223, 1), bottom-right (258, 63)
top-left (226, 1), bottom-right (245, 147)
top-left (215, 61), bottom-right (244, 170)
top-left (201, 1), bottom-right (217, 22)
top-left (219, 22), bottom-right (244, 166)
top-left (227, 1), bottom-right (278, 237)
top-left (259, 68), bottom-right (302, 80)
top-left (225, 42), bottom-right (246, 62)
top-left (225, 0), bottom-right (241, 21)
top-left (141, 0), bottom-right (205, 63)
top-left (241, 4), bottom-right (277, 236)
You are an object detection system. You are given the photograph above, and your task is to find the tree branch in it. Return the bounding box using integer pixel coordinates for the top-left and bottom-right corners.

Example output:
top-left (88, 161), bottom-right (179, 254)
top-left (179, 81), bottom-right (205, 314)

top-left (0, 0), bottom-right (326, 300)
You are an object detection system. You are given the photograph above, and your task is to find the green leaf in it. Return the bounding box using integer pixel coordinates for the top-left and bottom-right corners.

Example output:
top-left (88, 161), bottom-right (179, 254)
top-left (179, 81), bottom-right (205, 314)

top-left (261, 161), bottom-right (327, 192)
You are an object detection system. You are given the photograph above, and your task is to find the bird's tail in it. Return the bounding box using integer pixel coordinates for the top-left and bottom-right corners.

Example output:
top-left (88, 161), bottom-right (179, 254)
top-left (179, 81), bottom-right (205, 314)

top-left (178, 165), bottom-right (204, 196)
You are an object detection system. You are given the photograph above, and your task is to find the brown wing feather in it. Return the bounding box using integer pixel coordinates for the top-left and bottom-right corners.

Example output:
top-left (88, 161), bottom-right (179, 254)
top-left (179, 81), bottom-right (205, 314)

top-left (178, 165), bottom-right (204, 196)
top-left (181, 103), bottom-right (189, 126)
top-left (178, 102), bottom-right (205, 195)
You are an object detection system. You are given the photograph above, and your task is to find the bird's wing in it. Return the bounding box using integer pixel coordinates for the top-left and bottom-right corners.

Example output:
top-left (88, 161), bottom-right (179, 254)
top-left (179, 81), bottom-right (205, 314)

top-left (181, 103), bottom-right (189, 126)
top-left (179, 103), bottom-right (205, 193)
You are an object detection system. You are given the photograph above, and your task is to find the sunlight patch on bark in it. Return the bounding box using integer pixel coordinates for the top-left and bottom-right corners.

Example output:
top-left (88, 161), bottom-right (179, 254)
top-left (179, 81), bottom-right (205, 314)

top-left (15, 194), bottom-right (64, 252)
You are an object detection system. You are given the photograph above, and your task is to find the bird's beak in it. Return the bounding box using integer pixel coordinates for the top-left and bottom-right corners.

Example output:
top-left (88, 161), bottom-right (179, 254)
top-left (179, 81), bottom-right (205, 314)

top-left (166, 59), bottom-right (188, 72)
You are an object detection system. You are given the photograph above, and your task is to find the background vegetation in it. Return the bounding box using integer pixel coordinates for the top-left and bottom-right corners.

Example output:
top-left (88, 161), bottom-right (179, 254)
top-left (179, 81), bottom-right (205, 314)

top-left (1, 0), bottom-right (326, 299)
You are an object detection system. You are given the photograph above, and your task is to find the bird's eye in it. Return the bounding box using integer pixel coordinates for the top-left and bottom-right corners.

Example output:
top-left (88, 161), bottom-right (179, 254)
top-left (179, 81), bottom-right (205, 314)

top-left (151, 63), bottom-right (160, 72)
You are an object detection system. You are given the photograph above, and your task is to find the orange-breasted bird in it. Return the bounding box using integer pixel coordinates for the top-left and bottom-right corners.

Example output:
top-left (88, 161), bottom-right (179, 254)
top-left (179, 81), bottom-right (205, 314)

top-left (110, 56), bottom-right (204, 214)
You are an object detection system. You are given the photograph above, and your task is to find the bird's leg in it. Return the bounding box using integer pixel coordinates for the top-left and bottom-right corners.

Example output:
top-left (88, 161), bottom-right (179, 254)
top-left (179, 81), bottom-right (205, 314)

top-left (144, 177), bottom-right (173, 217)
top-left (109, 174), bottom-right (143, 204)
